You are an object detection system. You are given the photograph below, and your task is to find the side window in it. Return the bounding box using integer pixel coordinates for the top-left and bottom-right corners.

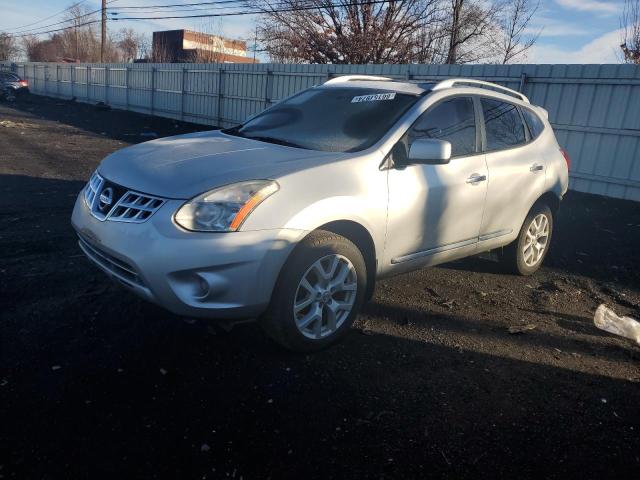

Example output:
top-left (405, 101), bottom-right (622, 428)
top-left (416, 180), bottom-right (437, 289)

top-left (521, 108), bottom-right (545, 140)
top-left (408, 97), bottom-right (477, 157)
top-left (481, 98), bottom-right (526, 151)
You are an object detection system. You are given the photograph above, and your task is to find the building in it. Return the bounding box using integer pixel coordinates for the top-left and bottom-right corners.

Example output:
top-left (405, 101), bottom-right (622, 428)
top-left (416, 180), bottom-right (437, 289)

top-left (152, 29), bottom-right (258, 63)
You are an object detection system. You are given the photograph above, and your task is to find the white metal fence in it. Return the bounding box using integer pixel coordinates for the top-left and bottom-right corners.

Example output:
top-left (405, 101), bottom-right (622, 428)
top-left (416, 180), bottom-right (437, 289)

top-left (2, 62), bottom-right (640, 201)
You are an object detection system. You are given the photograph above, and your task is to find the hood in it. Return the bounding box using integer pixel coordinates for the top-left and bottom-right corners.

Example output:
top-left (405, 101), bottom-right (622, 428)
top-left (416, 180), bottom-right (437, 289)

top-left (98, 130), bottom-right (340, 198)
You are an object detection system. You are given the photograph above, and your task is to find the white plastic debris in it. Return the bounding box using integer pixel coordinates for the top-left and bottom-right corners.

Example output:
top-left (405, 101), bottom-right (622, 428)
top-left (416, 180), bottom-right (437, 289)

top-left (594, 304), bottom-right (640, 345)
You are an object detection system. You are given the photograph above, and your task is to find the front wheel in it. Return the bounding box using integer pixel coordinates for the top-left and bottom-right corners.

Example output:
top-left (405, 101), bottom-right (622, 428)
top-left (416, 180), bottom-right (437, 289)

top-left (500, 202), bottom-right (553, 276)
top-left (261, 230), bottom-right (367, 352)
top-left (3, 88), bottom-right (17, 103)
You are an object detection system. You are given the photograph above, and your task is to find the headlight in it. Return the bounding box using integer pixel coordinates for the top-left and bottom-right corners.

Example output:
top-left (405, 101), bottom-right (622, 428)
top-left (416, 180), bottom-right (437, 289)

top-left (174, 180), bottom-right (279, 232)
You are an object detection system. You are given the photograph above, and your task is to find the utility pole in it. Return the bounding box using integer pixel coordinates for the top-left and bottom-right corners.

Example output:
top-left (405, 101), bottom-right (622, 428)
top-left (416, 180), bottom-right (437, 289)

top-left (101, 0), bottom-right (106, 62)
top-left (253, 26), bottom-right (258, 62)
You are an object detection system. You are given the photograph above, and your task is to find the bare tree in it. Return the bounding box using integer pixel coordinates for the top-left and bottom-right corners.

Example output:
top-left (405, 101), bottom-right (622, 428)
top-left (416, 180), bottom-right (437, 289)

top-left (493, 0), bottom-right (540, 64)
top-left (621, 0), bottom-right (640, 63)
top-left (20, 2), bottom-right (125, 62)
top-left (116, 28), bottom-right (147, 62)
top-left (22, 34), bottom-right (63, 62)
top-left (21, 35), bottom-right (41, 61)
top-left (63, 3), bottom-right (100, 61)
top-left (253, 0), bottom-right (442, 64)
top-left (252, 0), bottom-right (532, 64)
top-left (136, 33), bottom-right (151, 61)
top-left (443, 0), bottom-right (501, 64)
top-left (0, 32), bottom-right (19, 61)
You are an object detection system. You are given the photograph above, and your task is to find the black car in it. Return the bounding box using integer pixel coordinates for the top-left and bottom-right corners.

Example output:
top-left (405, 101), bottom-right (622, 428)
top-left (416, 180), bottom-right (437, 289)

top-left (0, 71), bottom-right (29, 102)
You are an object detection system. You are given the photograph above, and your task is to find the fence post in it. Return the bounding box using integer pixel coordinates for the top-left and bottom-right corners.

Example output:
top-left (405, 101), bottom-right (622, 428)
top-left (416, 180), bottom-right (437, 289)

top-left (216, 68), bottom-right (225, 127)
top-left (56, 64), bottom-right (60, 97)
top-left (519, 73), bottom-right (527, 93)
top-left (44, 65), bottom-right (48, 94)
top-left (125, 66), bottom-right (129, 109)
top-left (105, 66), bottom-right (109, 105)
top-left (150, 66), bottom-right (156, 116)
top-left (87, 65), bottom-right (91, 101)
top-left (264, 68), bottom-right (273, 109)
top-left (180, 66), bottom-right (187, 121)
top-left (71, 66), bottom-right (75, 98)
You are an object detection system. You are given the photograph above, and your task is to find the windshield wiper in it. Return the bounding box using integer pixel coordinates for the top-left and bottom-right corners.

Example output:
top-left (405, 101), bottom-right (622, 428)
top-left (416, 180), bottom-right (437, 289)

top-left (222, 127), bottom-right (309, 149)
top-left (244, 135), bottom-right (309, 149)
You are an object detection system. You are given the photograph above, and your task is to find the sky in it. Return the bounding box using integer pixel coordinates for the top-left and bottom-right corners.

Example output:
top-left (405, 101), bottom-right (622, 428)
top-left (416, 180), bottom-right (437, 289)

top-left (0, 0), bottom-right (629, 63)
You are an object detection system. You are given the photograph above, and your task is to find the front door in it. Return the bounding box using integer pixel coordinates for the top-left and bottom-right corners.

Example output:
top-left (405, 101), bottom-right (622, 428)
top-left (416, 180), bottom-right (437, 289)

top-left (384, 96), bottom-right (488, 268)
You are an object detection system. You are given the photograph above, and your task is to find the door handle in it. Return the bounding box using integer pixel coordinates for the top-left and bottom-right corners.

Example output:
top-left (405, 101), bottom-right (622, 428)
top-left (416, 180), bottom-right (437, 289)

top-left (466, 173), bottom-right (487, 184)
top-left (530, 163), bottom-right (544, 172)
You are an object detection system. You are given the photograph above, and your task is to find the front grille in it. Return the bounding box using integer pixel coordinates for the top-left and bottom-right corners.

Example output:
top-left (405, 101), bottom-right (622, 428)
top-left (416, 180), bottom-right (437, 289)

top-left (78, 234), bottom-right (145, 288)
top-left (109, 192), bottom-right (165, 222)
top-left (83, 171), bottom-right (165, 223)
top-left (84, 171), bottom-right (103, 209)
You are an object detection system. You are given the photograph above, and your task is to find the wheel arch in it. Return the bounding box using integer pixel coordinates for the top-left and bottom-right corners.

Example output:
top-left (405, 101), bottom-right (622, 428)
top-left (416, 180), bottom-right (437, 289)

top-left (534, 190), bottom-right (561, 215)
top-left (310, 220), bottom-right (377, 301)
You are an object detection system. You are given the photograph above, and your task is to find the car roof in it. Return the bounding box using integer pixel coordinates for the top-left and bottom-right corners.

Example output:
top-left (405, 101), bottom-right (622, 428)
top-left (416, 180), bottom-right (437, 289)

top-left (318, 78), bottom-right (433, 96)
top-left (319, 75), bottom-right (531, 104)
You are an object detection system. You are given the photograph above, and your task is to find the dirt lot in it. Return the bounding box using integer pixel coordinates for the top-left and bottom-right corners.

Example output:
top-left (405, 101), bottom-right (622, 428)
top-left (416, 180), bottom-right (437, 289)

top-left (1, 95), bottom-right (639, 479)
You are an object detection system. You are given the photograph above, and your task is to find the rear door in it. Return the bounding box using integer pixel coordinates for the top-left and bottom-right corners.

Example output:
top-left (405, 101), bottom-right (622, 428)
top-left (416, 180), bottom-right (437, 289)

top-left (384, 96), bottom-right (488, 268)
top-left (478, 97), bottom-right (546, 246)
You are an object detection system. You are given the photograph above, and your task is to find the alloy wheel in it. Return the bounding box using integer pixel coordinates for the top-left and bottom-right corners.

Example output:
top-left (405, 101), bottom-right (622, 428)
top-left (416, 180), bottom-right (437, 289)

top-left (293, 254), bottom-right (357, 339)
top-left (522, 213), bottom-right (549, 267)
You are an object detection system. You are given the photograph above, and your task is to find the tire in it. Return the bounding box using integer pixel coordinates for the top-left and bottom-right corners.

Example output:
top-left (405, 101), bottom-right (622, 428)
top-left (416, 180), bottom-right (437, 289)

top-left (500, 202), bottom-right (553, 276)
top-left (4, 88), bottom-right (16, 103)
top-left (261, 230), bottom-right (367, 352)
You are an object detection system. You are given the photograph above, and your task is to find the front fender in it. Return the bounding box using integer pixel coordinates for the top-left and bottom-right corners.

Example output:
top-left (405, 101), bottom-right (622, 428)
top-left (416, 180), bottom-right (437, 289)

top-left (241, 153), bottom-right (389, 269)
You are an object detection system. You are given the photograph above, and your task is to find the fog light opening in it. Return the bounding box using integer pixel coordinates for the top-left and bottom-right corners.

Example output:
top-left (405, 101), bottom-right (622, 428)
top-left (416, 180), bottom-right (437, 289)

top-left (195, 275), bottom-right (211, 299)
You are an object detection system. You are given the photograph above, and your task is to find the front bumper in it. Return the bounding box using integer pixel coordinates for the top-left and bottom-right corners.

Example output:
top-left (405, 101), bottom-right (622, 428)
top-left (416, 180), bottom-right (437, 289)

top-left (5, 86), bottom-right (29, 95)
top-left (71, 192), bottom-right (306, 319)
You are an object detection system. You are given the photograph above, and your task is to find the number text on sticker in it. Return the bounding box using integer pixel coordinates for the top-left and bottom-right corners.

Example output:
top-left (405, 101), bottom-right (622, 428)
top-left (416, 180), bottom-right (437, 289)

top-left (351, 92), bottom-right (397, 103)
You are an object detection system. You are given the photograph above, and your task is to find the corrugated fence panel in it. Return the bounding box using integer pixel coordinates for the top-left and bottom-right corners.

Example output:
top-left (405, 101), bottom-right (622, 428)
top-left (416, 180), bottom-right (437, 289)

top-left (1, 61), bottom-right (639, 201)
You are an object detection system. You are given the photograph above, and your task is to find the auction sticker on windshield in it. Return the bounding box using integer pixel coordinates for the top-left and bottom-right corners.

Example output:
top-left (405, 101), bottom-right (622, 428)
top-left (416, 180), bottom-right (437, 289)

top-left (351, 92), bottom-right (396, 103)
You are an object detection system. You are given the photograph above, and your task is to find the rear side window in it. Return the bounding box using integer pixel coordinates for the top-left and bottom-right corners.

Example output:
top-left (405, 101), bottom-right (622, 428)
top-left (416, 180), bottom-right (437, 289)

top-left (522, 108), bottom-right (545, 139)
top-left (481, 98), bottom-right (526, 151)
top-left (408, 97), bottom-right (477, 157)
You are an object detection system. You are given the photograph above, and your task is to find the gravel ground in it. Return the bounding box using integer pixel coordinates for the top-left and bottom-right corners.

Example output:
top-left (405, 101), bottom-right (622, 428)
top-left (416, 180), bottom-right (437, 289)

top-left (1, 95), bottom-right (639, 479)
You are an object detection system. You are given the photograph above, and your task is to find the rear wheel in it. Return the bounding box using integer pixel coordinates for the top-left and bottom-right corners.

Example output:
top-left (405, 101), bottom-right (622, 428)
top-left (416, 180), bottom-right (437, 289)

top-left (261, 230), bottom-right (366, 352)
top-left (500, 202), bottom-right (553, 276)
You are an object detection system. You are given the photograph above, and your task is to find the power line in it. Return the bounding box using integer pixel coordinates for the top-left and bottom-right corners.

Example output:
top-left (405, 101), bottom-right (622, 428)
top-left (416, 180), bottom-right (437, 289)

top-left (109, 1), bottom-right (248, 15)
top-left (8, 19), bottom-right (102, 39)
top-left (1, 0), bottom-right (91, 32)
top-left (6, 0), bottom-right (119, 37)
top-left (109, 1), bottom-right (300, 16)
top-left (111, 0), bottom-right (391, 20)
top-left (109, 0), bottom-right (246, 9)
top-left (7, 0), bottom-right (390, 39)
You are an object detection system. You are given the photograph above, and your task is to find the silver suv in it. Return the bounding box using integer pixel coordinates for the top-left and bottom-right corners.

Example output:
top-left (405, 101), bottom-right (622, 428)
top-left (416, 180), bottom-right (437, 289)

top-left (71, 76), bottom-right (569, 351)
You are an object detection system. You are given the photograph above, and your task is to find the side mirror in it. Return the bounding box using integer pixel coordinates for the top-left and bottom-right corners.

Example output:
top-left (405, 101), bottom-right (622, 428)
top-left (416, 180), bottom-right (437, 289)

top-left (407, 138), bottom-right (452, 165)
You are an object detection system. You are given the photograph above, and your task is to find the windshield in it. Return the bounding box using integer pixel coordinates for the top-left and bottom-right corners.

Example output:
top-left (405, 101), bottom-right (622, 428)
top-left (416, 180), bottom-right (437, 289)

top-left (2, 73), bottom-right (20, 81)
top-left (224, 87), bottom-right (418, 152)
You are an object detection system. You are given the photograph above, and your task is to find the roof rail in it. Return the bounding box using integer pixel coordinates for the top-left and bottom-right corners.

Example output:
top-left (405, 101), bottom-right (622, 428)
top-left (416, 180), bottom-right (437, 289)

top-left (432, 78), bottom-right (529, 103)
top-left (324, 74), bottom-right (393, 85)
